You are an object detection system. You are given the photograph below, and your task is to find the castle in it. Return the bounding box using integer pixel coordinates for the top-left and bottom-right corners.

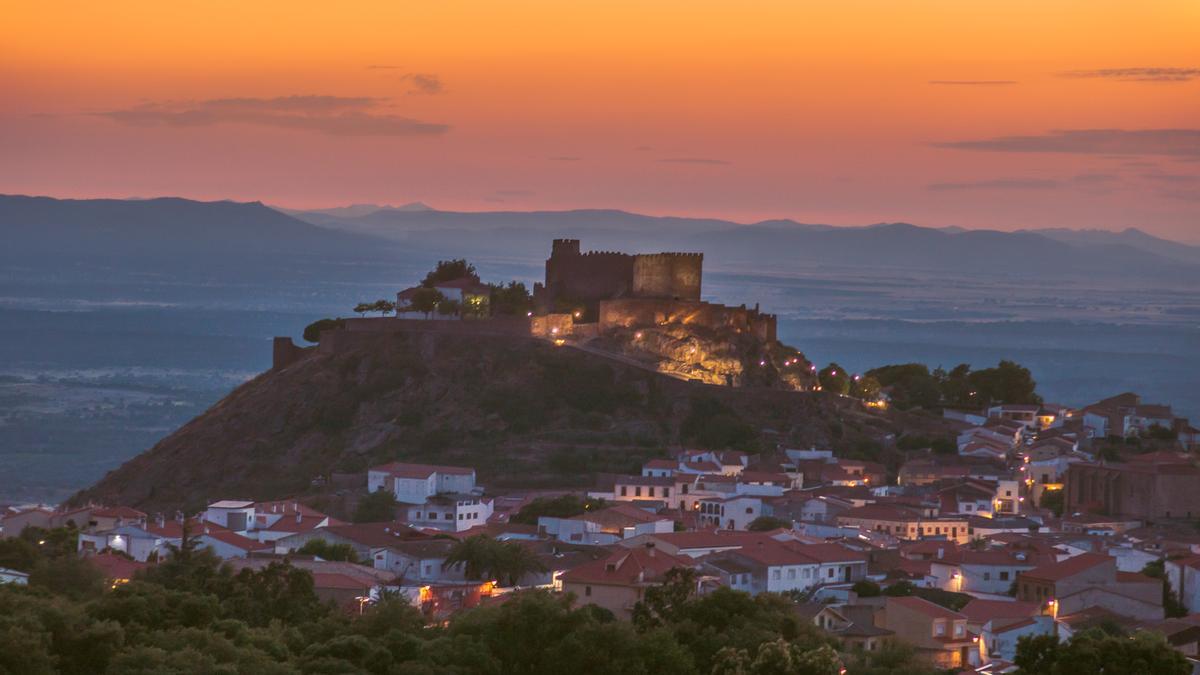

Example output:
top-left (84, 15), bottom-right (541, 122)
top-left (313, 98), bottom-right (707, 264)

top-left (534, 239), bottom-right (703, 317)
top-left (533, 239), bottom-right (776, 343)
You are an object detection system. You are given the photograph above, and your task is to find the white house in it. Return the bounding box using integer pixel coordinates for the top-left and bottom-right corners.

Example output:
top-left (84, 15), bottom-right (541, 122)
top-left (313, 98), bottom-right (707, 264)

top-left (538, 504), bottom-right (673, 545)
top-left (698, 495), bottom-right (763, 530)
top-left (77, 524), bottom-right (177, 562)
top-left (368, 462), bottom-right (478, 504)
top-left (371, 539), bottom-right (462, 583)
top-left (405, 495), bottom-right (493, 532)
top-left (1165, 555), bottom-right (1200, 613)
top-left (982, 616), bottom-right (1055, 662)
top-left (930, 549), bottom-right (1044, 595)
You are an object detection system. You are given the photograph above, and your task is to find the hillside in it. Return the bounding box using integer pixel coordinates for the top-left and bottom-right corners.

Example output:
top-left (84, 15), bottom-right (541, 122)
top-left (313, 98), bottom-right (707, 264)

top-left (71, 331), bottom-right (905, 512)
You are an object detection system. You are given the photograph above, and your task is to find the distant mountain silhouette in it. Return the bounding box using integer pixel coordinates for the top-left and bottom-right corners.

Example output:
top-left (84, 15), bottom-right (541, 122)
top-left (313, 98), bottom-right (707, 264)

top-left (0, 194), bottom-right (401, 282)
top-left (2, 194), bottom-right (1196, 286)
top-left (286, 205), bottom-right (1200, 282)
top-left (1027, 227), bottom-right (1200, 265)
top-left (277, 202), bottom-right (432, 219)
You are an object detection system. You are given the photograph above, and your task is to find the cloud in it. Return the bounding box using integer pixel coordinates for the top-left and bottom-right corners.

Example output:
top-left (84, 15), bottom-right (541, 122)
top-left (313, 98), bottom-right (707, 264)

top-left (1058, 67), bottom-right (1200, 82)
top-left (1139, 172), bottom-right (1199, 184)
top-left (658, 157), bottom-right (732, 165)
top-left (928, 80), bottom-right (1017, 85)
top-left (94, 95), bottom-right (448, 137)
top-left (927, 178), bottom-right (1060, 191)
top-left (1160, 190), bottom-right (1200, 202)
top-left (400, 73), bottom-right (443, 95)
top-left (1071, 173), bottom-right (1119, 184)
top-left (932, 129), bottom-right (1200, 158)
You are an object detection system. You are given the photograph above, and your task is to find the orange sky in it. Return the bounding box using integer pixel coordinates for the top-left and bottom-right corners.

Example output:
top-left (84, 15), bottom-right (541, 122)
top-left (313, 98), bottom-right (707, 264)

top-left (2, 1), bottom-right (1198, 238)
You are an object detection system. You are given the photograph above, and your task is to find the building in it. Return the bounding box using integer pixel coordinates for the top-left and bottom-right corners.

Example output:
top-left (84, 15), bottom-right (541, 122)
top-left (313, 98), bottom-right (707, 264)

top-left (0, 567), bottom-right (29, 585)
top-left (877, 596), bottom-right (979, 669)
top-left (837, 504), bottom-right (970, 544)
top-left (404, 494), bottom-right (493, 533)
top-left (560, 543), bottom-right (695, 620)
top-left (697, 495), bottom-right (764, 530)
top-left (367, 463), bottom-right (478, 504)
top-left (1064, 455), bottom-right (1200, 520)
top-left (1016, 552), bottom-right (1163, 621)
top-left (929, 548), bottom-right (1046, 595)
top-left (538, 504), bottom-right (673, 545)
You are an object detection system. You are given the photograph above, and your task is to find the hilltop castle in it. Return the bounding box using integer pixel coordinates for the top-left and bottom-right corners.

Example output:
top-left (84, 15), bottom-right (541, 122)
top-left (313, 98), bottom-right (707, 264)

top-left (534, 238), bottom-right (703, 316)
top-left (533, 239), bottom-right (776, 343)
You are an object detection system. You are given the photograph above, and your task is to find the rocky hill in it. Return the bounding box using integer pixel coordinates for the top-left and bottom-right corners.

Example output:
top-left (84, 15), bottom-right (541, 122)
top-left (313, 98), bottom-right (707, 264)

top-left (72, 330), bottom-right (906, 513)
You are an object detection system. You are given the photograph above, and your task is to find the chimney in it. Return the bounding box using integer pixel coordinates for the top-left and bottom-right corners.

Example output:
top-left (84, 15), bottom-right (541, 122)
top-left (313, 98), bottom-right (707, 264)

top-left (645, 541), bottom-right (656, 557)
top-left (155, 513), bottom-right (165, 528)
top-left (937, 547), bottom-right (944, 560)
top-left (175, 510), bottom-right (184, 523)
top-left (296, 511), bottom-right (303, 524)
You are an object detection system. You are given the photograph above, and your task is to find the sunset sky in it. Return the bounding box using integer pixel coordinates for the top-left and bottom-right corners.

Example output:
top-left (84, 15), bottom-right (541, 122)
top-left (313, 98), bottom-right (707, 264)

top-left (3, 1), bottom-right (1198, 238)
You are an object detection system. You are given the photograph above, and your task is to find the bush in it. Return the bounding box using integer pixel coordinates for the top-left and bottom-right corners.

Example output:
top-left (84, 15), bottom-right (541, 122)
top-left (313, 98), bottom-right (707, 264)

top-left (302, 318), bottom-right (345, 344)
top-left (353, 490), bottom-right (397, 523)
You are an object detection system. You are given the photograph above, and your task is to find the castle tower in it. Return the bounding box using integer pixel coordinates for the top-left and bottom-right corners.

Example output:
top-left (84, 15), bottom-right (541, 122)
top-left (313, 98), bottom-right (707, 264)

top-left (551, 239), bottom-right (581, 258)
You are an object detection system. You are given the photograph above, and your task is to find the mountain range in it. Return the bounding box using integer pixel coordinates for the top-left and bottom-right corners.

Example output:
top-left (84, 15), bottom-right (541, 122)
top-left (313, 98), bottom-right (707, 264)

top-left (2, 194), bottom-right (1198, 285)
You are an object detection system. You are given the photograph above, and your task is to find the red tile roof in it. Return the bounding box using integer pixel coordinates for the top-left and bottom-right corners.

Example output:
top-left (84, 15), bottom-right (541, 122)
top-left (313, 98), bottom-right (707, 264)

top-left (91, 506), bottom-right (147, 519)
top-left (888, 595), bottom-right (965, 621)
top-left (1020, 552), bottom-right (1112, 583)
top-left (960, 599), bottom-right (1040, 625)
top-left (561, 546), bottom-right (692, 586)
top-left (311, 572), bottom-right (374, 591)
top-left (370, 462), bottom-right (474, 479)
top-left (85, 552), bottom-right (148, 580)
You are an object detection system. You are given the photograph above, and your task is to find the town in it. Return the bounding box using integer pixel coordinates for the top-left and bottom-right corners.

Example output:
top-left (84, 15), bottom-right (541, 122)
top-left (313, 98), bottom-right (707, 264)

top-left (3, 241), bottom-right (1199, 674)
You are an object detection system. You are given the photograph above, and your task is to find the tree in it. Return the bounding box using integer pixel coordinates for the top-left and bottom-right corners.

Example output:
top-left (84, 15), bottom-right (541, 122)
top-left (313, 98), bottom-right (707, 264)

top-left (746, 516), bottom-right (791, 532)
top-left (422, 259), bottom-right (477, 287)
top-left (817, 363), bottom-right (850, 395)
top-left (302, 318), bottom-right (345, 343)
top-left (850, 375), bottom-right (882, 401)
top-left (1040, 488), bottom-right (1065, 516)
top-left (409, 287), bottom-right (444, 318)
top-left (490, 281), bottom-right (533, 316)
top-left (1015, 629), bottom-right (1190, 675)
top-left (297, 539), bottom-right (358, 563)
top-left (851, 580), bottom-right (881, 597)
top-left (370, 299), bottom-right (395, 316)
top-left (352, 302), bottom-right (372, 317)
top-left (882, 580), bottom-right (915, 596)
top-left (445, 536), bottom-right (547, 586)
top-left (632, 567), bottom-right (697, 630)
top-left (509, 495), bottom-right (605, 525)
top-left (353, 490), bottom-right (397, 523)
top-left (437, 298), bottom-right (461, 316)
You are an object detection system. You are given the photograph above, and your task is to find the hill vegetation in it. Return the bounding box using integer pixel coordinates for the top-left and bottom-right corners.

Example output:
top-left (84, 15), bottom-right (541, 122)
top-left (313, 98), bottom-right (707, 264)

top-left (71, 331), bottom-right (894, 513)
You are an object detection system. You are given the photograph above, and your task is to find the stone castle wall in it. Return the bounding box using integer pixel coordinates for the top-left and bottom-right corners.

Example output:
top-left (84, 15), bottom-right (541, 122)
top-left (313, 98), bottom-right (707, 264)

top-left (598, 298), bottom-right (777, 343)
top-left (632, 252), bottom-right (702, 301)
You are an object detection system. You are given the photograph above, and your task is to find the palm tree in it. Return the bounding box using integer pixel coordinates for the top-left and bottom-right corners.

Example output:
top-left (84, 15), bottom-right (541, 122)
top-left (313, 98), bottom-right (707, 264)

top-left (445, 536), bottom-right (546, 586)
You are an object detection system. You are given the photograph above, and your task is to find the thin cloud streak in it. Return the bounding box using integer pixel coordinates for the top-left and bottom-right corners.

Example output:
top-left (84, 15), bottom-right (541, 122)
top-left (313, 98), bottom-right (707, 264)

top-left (1059, 67), bottom-right (1200, 82)
top-left (94, 96), bottom-right (449, 137)
top-left (658, 157), bottom-right (732, 165)
top-left (932, 129), bottom-right (1200, 158)
top-left (929, 80), bottom-right (1017, 85)
top-left (928, 178), bottom-right (1060, 191)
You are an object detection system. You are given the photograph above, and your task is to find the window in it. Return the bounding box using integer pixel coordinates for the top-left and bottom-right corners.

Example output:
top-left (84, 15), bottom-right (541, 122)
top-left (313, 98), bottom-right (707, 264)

top-left (804, 568), bottom-right (811, 578)
top-left (983, 572), bottom-right (991, 581)
top-left (745, 507), bottom-right (753, 514)
top-left (954, 623), bottom-right (964, 637)
top-left (1000, 571), bottom-right (1009, 581)
top-left (682, 484), bottom-right (689, 494)
top-left (827, 568), bottom-right (834, 578)
top-left (445, 513), bottom-right (453, 520)
top-left (772, 569), bottom-right (781, 580)
top-left (664, 488), bottom-right (671, 497)
top-left (620, 486), bottom-right (628, 497)
top-left (934, 621), bottom-right (946, 637)
top-left (414, 511), bottom-right (421, 518)
top-left (635, 487), bottom-right (642, 497)
top-left (585, 586), bottom-right (592, 597)
top-left (787, 569), bottom-right (796, 580)
top-left (648, 487), bottom-right (655, 497)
